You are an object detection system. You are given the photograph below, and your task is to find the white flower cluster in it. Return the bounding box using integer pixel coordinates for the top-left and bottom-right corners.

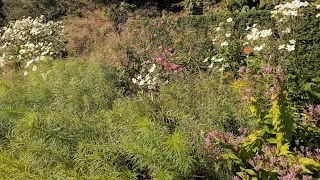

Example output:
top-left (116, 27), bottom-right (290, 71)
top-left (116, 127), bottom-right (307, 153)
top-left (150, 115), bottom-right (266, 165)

top-left (244, 26), bottom-right (273, 52)
top-left (204, 56), bottom-right (226, 71)
top-left (246, 27), bottom-right (273, 41)
top-left (271, 0), bottom-right (309, 17)
top-left (279, 39), bottom-right (296, 52)
top-left (132, 64), bottom-right (158, 90)
top-left (0, 16), bottom-right (66, 70)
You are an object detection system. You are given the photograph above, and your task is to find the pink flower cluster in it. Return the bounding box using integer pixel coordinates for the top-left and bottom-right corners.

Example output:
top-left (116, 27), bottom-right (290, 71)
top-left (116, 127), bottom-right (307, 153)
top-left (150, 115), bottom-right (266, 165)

top-left (247, 146), bottom-right (307, 179)
top-left (293, 146), bottom-right (320, 160)
top-left (205, 129), bottom-right (319, 179)
top-left (203, 126), bottom-right (249, 160)
top-left (155, 47), bottom-right (184, 78)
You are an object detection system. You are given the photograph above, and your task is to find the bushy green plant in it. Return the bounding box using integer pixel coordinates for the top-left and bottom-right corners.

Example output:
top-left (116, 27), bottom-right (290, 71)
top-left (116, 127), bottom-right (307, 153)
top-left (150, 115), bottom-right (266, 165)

top-left (0, 16), bottom-right (66, 72)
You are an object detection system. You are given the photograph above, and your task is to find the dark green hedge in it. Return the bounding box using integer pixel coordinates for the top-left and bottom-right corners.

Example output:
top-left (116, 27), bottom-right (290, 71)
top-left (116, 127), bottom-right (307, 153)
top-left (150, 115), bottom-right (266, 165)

top-left (288, 7), bottom-right (320, 104)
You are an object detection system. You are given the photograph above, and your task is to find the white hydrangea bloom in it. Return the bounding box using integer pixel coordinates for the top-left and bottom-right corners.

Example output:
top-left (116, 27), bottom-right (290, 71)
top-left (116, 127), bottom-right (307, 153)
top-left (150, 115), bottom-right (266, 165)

top-left (260, 29), bottom-right (273, 38)
top-left (273, 0), bottom-right (309, 17)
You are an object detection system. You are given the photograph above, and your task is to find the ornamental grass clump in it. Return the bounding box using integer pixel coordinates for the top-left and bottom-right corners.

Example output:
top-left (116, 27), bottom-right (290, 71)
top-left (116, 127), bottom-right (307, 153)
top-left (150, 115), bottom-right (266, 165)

top-left (0, 16), bottom-right (66, 72)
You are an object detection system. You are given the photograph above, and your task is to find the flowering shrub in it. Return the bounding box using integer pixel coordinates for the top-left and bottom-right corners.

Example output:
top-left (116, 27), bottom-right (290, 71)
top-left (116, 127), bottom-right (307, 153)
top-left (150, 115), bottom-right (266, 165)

top-left (0, 16), bottom-right (66, 72)
top-left (204, 64), bottom-right (320, 179)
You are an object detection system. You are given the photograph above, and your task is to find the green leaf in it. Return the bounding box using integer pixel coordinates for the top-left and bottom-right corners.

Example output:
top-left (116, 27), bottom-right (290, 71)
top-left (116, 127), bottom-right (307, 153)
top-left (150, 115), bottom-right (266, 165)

top-left (299, 157), bottom-right (320, 169)
top-left (279, 143), bottom-right (289, 155)
top-left (226, 152), bottom-right (244, 166)
top-left (245, 169), bottom-right (257, 176)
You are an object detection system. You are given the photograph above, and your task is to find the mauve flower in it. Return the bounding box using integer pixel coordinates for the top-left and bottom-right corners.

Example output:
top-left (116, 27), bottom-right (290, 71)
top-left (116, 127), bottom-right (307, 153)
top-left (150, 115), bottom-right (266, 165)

top-left (161, 61), bottom-right (168, 67)
top-left (315, 105), bottom-right (320, 115)
top-left (205, 137), bottom-right (211, 147)
top-left (276, 68), bottom-right (285, 82)
top-left (170, 64), bottom-right (178, 70)
top-left (238, 66), bottom-right (246, 74)
top-left (302, 175), bottom-right (312, 180)
top-left (263, 64), bottom-right (273, 74)
top-left (231, 176), bottom-right (240, 180)
top-left (253, 74), bottom-right (261, 79)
